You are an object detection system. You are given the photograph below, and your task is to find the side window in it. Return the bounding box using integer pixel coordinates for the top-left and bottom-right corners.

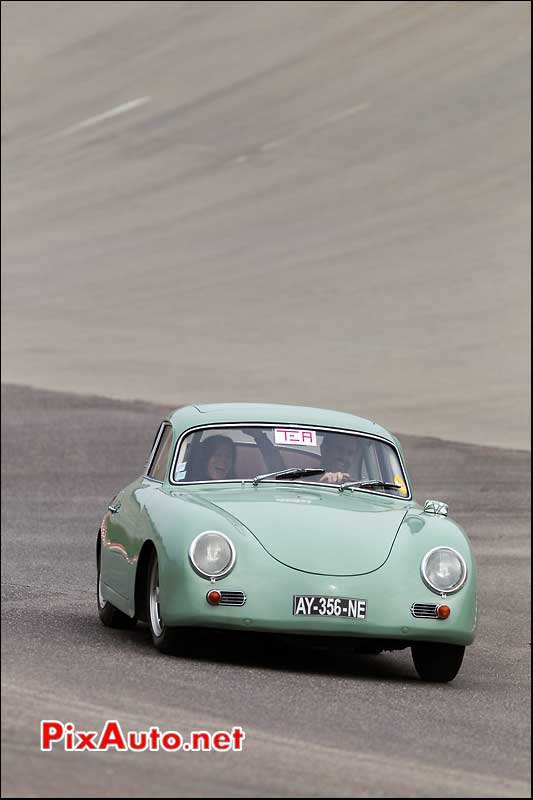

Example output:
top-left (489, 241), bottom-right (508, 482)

top-left (147, 424), bottom-right (173, 481)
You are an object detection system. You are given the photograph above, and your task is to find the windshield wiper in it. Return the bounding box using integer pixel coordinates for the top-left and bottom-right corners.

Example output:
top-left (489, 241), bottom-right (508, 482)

top-left (339, 480), bottom-right (403, 493)
top-left (252, 468), bottom-right (325, 486)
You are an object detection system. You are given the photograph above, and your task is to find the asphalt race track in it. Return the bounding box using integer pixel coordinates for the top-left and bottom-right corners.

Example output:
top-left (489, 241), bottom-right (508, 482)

top-left (1, 384), bottom-right (530, 797)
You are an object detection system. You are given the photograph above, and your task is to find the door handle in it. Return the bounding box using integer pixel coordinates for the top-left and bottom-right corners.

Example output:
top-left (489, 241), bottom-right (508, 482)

top-left (108, 502), bottom-right (121, 514)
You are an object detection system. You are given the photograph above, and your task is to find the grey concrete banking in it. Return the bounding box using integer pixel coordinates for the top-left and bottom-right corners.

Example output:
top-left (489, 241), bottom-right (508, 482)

top-left (1, 1), bottom-right (531, 449)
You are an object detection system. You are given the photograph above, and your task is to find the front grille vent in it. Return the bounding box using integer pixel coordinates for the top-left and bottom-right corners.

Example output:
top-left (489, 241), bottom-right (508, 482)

top-left (411, 603), bottom-right (438, 619)
top-left (219, 591), bottom-right (246, 607)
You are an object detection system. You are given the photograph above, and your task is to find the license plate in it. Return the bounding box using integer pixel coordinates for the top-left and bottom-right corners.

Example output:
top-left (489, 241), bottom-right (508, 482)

top-left (293, 595), bottom-right (367, 619)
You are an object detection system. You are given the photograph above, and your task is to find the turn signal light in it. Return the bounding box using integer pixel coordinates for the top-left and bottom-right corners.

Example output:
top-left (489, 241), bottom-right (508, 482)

top-left (437, 604), bottom-right (451, 619)
top-left (207, 589), bottom-right (222, 605)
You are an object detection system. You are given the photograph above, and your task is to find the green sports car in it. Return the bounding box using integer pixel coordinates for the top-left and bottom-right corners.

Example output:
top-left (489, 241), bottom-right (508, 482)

top-left (97, 403), bottom-right (477, 682)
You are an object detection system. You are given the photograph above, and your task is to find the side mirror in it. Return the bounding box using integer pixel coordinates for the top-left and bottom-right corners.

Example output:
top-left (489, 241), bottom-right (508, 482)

top-left (424, 500), bottom-right (448, 517)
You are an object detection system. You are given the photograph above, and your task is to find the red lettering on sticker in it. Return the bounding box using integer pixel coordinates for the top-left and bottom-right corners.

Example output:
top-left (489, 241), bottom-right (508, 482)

top-left (275, 429), bottom-right (317, 447)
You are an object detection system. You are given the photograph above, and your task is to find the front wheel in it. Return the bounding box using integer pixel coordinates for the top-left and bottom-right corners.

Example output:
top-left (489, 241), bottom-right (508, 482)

top-left (148, 551), bottom-right (185, 654)
top-left (411, 642), bottom-right (465, 682)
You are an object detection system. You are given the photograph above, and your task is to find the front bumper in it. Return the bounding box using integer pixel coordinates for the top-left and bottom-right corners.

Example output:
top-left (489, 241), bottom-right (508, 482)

top-left (160, 552), bottom-right (477, 647)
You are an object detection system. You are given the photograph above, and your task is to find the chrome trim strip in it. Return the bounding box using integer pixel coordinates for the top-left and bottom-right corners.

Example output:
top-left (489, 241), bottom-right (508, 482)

top-left (168, 422), bottom-right (412, 501)
top-left (189, 531), bottom-right (237, 581)
top-left (420, 547), bottom-right (468, 595)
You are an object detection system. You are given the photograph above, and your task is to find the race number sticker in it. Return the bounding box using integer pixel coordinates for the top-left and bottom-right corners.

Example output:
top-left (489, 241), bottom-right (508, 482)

top-left (275, 429), bottom-right (317, 447)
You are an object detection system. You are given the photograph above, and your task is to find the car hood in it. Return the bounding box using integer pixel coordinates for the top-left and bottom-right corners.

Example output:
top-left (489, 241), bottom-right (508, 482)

top-left (186, 484), bottom-right (409, 576)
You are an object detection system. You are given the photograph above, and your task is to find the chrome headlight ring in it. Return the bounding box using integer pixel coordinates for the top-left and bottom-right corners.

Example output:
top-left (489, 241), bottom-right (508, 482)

top-left (421, 546), bottom-right (468, 595)
top-left (188, 531), bottom-right (236, 580)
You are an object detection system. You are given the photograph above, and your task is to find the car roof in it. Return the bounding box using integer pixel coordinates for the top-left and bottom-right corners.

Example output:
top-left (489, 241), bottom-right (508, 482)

top-left (168, 403), bottom-right (398, 445)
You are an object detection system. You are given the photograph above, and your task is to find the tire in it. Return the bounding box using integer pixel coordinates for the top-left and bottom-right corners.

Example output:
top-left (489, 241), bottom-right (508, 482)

top-left (411, 642), bottom-right (465, 683)
top-left (147, 551), bottom-right (185, 654)
top-left (97, 546), bottom-right (136, 629)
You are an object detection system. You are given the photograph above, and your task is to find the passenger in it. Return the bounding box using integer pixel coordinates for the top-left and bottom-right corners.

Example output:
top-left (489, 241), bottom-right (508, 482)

top-left (196, 436), bottom-right (237, 481)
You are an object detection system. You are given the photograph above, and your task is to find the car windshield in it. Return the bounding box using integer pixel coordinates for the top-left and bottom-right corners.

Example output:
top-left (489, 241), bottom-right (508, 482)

top-left (172, 426), bottom-right (410, 497)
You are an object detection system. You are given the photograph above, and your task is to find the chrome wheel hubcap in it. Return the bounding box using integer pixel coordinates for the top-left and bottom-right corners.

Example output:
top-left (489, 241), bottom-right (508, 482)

top-left (149, 560), bottom-right (163, 638)
top-left (97, 566), bottom-right (106, 609)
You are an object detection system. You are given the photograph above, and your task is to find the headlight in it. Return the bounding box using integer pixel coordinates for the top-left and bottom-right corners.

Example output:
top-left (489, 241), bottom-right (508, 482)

top-left (189, 531), bottom-right (236, 579)
top-left (421, 547), bottom-right (467, 594)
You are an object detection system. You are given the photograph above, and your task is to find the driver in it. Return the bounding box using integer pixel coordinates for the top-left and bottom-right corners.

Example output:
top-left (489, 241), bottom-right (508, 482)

top-left (317, 432), bottom-right (357, 484)
top-left (245, 428), bottom-right (357, 485)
